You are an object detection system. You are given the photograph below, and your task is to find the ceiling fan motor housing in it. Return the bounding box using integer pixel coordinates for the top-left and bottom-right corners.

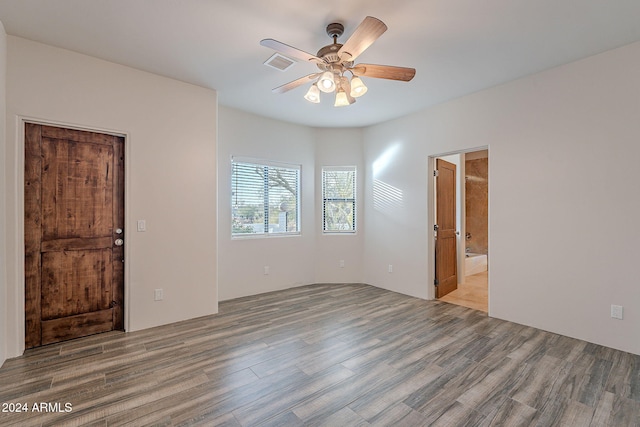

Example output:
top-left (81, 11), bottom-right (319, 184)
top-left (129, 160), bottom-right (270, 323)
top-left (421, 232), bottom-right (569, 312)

top-left (316, 22), bottom-right (354, 69)
top-left (316, 44), bottom-right (343, 64)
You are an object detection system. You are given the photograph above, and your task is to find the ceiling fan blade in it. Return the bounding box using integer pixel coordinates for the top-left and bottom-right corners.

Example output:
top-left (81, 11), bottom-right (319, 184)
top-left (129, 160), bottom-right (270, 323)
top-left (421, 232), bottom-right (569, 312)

top-left (260, 39), bottom-right (323, 64)
top-left (272, 73), bottom-right (320, 94)
top-left (351, 64), bottom-right (416, 81)
top-left (337, 16), bottom-right (387, 61)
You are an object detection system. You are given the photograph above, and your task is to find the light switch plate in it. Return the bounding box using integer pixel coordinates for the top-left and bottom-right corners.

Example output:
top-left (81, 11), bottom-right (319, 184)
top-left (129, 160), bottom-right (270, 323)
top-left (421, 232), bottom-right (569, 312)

top-left (137, 219), bottom-right (146, 232)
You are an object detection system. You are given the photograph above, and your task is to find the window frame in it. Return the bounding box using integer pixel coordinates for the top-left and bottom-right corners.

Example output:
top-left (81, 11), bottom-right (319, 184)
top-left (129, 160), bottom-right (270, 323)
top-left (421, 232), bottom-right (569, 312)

top-left (322, 166), bottom-right (357, 234)
top-left (231, 157), bottom-right (301, 238)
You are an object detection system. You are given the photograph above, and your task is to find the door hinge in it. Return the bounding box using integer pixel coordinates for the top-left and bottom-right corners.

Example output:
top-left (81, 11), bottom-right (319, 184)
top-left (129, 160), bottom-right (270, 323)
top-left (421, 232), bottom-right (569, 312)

top-left (434, 170), bottom-right (439, 177)
top-left (434, 279), bottom-right (439, 286)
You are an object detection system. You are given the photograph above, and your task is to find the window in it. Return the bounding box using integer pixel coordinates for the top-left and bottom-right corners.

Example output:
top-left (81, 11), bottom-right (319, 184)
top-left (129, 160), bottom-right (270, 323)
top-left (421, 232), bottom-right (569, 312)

top-left (232, 158), bottom-right (300, 236)
top-left (322, 166), bottom-right (356, 233)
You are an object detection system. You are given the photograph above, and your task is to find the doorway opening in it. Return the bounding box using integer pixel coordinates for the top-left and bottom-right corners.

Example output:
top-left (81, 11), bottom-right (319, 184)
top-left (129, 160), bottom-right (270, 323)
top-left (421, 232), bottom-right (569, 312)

top-left (432, 149), bottom-right (488, 312)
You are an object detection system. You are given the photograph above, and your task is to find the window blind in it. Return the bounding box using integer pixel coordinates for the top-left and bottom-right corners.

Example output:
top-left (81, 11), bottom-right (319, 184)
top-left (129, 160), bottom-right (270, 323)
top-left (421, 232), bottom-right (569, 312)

top-left (232, 159), bottom-right (300, 236)
top-left (322, 166), bottom-right (356, 233)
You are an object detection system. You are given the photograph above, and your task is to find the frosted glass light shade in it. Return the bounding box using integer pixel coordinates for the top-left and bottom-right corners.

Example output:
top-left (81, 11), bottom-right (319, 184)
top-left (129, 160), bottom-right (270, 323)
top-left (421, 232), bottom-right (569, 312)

top-left (318, 71), bottom-right (336, 93)
top-left (334, 89), bottom-right (350, 107)
top-left (350, 76), bottom-right (368, 97)
top-left (304, 84), bottom-right (320, 103)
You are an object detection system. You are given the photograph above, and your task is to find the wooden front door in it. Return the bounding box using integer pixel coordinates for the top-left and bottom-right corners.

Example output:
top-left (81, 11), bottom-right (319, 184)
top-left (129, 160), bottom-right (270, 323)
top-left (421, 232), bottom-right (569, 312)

top-left (435, 158), bottom-right (457, 298)
top-left (24, 123), bottom-right (125, 348)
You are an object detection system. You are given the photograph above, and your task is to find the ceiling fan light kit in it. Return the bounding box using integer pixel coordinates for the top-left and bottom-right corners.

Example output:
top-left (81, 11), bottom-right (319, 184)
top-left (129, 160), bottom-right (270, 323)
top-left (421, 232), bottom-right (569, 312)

top-left (260, 16), bottom-right (415, 107)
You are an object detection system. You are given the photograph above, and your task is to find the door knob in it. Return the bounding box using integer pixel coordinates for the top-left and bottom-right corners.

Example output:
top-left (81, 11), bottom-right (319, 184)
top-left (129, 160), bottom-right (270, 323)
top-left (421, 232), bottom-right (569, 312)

top-left (114, 239), bottom-right (124, 246)
top-left (115, 228), bottom-right (123, 235)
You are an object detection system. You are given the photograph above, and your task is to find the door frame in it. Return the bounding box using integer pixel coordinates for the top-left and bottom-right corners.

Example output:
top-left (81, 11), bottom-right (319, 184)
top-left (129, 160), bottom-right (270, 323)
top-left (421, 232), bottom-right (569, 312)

top-left (15, 116), bottom-right (131, 352)
top-left (427, 146), bottom-right (490, 307)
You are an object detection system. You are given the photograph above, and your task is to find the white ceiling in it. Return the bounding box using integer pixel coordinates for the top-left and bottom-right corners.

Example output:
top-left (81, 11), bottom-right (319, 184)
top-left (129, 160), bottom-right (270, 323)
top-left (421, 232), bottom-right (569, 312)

top-left (1, 0), bottom-right (640, 128)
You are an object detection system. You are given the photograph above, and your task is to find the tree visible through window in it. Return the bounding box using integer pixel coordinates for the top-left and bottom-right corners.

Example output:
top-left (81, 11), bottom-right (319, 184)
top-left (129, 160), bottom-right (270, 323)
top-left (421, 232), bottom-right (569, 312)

top-left (322, 167), bottom-right (356, 233)
top-left (232, 159), bottom-right (300, 236)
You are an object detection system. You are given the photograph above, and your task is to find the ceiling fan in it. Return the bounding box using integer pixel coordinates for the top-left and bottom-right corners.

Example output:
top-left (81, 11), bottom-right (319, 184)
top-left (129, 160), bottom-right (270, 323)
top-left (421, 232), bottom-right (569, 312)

top-left (260, 16), bottom-right (416, 107)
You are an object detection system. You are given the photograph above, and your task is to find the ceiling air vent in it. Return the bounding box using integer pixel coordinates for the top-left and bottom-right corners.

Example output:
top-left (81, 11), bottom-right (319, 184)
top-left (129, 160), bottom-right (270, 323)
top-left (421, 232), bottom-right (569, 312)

top-left (264, 53), bottom-right (296, 72)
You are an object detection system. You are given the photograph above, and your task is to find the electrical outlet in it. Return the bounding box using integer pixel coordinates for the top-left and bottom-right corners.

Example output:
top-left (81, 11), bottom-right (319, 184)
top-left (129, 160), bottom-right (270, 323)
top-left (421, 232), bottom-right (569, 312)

top-left (264, 266), bottom-right (270, 275)
top-left (339, 260), bottom-right (345, 268)
top-left (388, 264), bottom-right (393, 273)
top-left (611, 304), bottom-right (623, 320)
top-left (154, 289), bottom-right (163, 301)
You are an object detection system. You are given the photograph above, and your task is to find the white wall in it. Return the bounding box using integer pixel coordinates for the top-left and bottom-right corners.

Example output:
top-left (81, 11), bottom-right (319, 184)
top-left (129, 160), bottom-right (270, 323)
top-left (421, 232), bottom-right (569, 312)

top-left (217, 106), bottom-right (316, 300)
top-left (0, 21), bottom-right (8, 367)
top-left (363, 41), bottom-right (640, 355)
top-left (4, 37), bottom-right (218, 358)
top-left (314, 128), bottom-right (364, 283)
top-left (362, 122), bottom-right (432, 299)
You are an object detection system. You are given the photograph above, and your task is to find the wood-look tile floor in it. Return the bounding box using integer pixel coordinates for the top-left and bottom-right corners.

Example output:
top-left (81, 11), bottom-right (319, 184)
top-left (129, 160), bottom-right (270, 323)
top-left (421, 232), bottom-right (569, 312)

top-left (0, 283), bottom-right (638, 426)
top-left (440, 271), bottom-right (488, 312)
